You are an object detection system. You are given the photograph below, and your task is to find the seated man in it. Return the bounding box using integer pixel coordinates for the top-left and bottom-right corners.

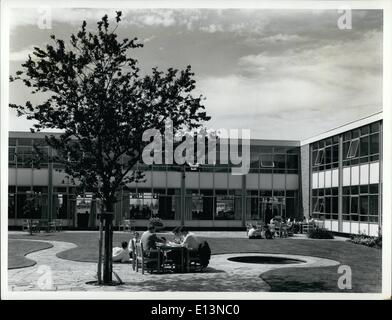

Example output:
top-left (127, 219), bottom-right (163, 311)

top-left (179, 227), bottom-right (200, 251)
top-left (112, 241), bottom-right (130, 263)
top-left (166, 226), bottom-right (200, 268)
top-left (248, 225), bottom-right (261, 239)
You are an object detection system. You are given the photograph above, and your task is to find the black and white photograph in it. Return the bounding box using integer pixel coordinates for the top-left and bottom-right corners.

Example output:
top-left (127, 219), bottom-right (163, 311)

top-left (1, 0), bottom-right (391, 302)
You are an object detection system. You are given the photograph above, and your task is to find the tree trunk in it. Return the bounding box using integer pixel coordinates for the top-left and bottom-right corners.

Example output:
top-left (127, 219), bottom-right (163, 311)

top-left (103, 201), bottom-right (114, 284)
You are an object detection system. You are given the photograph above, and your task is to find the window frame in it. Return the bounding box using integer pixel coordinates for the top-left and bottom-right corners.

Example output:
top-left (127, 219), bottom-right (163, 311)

top-left (346, 138), bottom-right (359, 159)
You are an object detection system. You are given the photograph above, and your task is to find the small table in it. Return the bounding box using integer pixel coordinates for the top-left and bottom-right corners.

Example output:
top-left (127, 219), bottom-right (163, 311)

top-left (156, 243), bottom-right (187, 273)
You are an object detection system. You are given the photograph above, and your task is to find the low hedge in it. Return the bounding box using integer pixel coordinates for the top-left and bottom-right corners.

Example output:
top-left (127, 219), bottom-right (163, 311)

top-left (307, 227), bottom-right (334, 239)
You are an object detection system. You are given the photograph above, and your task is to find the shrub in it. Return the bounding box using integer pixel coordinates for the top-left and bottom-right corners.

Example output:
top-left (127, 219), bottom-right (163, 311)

top-left (307, 227), bottom-right (334, 239)
top-left (148, 217), bottom-right (164, 229)
top-left (349, 233), bottom-right (382, 249)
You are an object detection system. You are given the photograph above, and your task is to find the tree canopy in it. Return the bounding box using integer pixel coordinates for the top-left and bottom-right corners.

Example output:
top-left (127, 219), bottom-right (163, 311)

top-left (10, 11), bottom-right (210, 210)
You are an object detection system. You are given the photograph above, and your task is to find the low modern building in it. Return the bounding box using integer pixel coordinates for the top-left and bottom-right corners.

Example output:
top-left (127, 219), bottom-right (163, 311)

top-left (7, 112), bottom-right (383, 235)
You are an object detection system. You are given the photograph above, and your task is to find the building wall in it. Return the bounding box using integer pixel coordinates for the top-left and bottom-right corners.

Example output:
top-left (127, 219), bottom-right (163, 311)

top-left (309, 120), bottom-right (382, 236)
top-left (300, 144), bottom-right (310, 219)
top-left (8, 135), bottom-right (301, 228)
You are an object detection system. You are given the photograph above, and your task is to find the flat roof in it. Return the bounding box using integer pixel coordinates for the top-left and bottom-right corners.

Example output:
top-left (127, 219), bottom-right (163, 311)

top-left (300, 111), bottom-right (382, 146)
top-left (9, 110), bottom-right (382, 148)
top-left (8, 131), bottom-right (301, 147)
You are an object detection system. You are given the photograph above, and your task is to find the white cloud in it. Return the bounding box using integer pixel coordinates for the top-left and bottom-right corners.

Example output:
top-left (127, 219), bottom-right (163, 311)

top-left (199, 24), bottom-right (224, 33)
top-left (197, 30), bottom-right (382, 139)
top-left (259, 33), bottom-right (307, 43)
top-left (10, 46), bottom-right (35, 61)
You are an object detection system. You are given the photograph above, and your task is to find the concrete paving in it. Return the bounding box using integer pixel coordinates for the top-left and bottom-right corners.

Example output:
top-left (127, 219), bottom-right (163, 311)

top-left (7, 239), bottom-right (340, 292)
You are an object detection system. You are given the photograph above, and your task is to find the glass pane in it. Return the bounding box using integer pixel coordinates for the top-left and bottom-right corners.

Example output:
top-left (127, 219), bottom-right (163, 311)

top-left (347, 139), bottom-right (359, 158)
top-left (287, 154), bottom-right (298, 169)
top-left (359, 196), bottom-right (368, 215)
top-left (369, 184), bottom-right (379, 194)
top-left (370, 133), bottom-right (379, 155)
top-left (360, 136), bottom-right (369, 157)
top-left (350, 197), bottom-right (358, 214)
top-left (325, 147), bottom-right (332, 164)
top-left (332, 197), bottom-right (338, 213)
top-left (260, 154), bottom-right (274, 167)
top-left (370, 122), bottom-right (380, 133)
top-left (361, 125), bottom-right (369, 135)
top-left (332, 145), bottom-right (339, 163)
top-left (369, 195), bottom-right (379, 216)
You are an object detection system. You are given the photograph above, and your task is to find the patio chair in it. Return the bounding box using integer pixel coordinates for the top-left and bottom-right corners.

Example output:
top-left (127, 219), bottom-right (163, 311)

top-left (22, 220), bottom-right (29, 232)
top-left (48, 219), bottom-right (62, 232)
top-left (31, 219), bottom-right (41, 233)
top-left (187, 249), bottom-right (202, 272)
top-left (286, 223), bottom-right (294, 236)
top-left (302, 222), bottom-right (316, 234)
top-left (135, 242), bottom-right (160, 274)
top-left (130, 238), bottom-right (137, 271)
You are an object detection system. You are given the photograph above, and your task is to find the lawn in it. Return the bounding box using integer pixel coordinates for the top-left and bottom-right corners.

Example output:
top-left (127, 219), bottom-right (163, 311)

top-left (8, 239), bottom-right (53, 269)
top-left (8, 232), bottom-right (382, 292)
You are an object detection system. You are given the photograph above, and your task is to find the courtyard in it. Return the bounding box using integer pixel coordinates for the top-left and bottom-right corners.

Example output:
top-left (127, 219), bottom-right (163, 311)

top-left (7, 231), bottom-right (382, 293)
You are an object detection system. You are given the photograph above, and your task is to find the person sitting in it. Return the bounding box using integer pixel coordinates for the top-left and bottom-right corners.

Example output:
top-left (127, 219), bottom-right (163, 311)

top-left (140, 224), bottom-right (165, 255)
top-left (248, 225), bottom-right (261, 239)
top-left (139, 224), bottom-right (165, 269)
top-left (171, 226), bottom-right (182, 244)
top-left (112, 241), bottom-right (130, 263)
top-left (179, 226), bottom-right (200, 251)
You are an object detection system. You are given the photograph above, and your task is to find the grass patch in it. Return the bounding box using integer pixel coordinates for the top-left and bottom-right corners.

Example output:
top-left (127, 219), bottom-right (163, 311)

top-left (8, 239), bottom-right (53, 269)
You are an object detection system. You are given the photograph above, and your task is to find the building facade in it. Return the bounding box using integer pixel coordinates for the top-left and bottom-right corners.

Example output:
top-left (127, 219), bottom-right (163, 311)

top-left (7, 112), bottom-right (383, 235)
top-left (301, 112), bottom-right (382, 236)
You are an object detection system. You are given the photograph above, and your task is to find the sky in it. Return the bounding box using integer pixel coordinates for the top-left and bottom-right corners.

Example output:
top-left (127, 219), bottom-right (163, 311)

top-left (8, 8), bottom-right (383, 140)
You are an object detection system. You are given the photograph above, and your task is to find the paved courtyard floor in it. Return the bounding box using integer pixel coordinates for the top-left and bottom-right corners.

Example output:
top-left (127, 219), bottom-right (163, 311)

top-left (7, 231), bottom-right (382, 292)
top-left (8, 237), bottom-right (339, 292)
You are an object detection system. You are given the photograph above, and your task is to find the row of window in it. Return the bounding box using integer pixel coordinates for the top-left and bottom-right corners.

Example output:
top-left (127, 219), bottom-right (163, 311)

top-left (312, 184), bottom-right (379, 197)
top-left (8, 191), bottom-right (298, 221)
top-left (311, 121), bottom-right (381, 170)
top-left (311, 194), bottom-right (379, 222)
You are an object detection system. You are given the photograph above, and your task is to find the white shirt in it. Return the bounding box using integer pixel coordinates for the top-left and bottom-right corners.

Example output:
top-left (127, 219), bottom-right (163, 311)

top-left (248, 228), bottom-right (257, 237)
top-left (181, 233), bottom-right (200, 250)
top-left (112, 247), bottom-right (130, 263)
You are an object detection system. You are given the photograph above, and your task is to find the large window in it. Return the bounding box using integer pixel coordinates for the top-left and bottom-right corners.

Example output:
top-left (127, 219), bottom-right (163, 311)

top-left (312, 135), bottom-right (339, 170)
top-left (343, 122), bottom-right (381, 166)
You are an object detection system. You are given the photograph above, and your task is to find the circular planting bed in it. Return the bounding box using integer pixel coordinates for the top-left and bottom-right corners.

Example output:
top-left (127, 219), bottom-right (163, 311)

top-left (227, 255), bottom-right (305, 265)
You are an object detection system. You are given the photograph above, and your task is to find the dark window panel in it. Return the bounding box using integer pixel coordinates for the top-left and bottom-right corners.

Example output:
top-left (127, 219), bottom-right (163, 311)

top-left (361, 125), bottom-right (369, 136)
top-left (370, 133), bottom-right (379, 155)
top-left (347, 139), bottom-right (359, 158)
top-left (352, 129), bottom-right (360, 139)
top-left (369, 184), bottom-right (379, 194)
top-left (360, 185), bottom-right (369, 194)
top-left (332, 145), bottom-right (339, 163)
top-left (369, 195), bottom-right (379, 216)
top-left (350, 197), bottom-right (358, 214)
top-left (370, 122), bottom-right (380, 133)
top-left (360, 196), bottom-right (369, 215)
top-left (351, 186), bottom-right (359, 194)
top-left (360, 136), bottom-right (369, 157)
top-left (343, 132), bottom-right (351, 141)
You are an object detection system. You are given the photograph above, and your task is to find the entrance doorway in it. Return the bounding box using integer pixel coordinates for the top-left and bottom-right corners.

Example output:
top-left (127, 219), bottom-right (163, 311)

top-left (259, 198), bottom-right (283, 223)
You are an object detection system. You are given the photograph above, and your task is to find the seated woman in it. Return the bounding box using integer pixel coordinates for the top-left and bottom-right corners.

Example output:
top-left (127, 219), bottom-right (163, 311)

top-left (112, 241), bottom-right (130, 263)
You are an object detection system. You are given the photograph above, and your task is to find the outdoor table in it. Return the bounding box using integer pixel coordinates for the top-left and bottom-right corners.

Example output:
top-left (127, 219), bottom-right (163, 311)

top-left (156, 243), bottom-right (187, 273)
